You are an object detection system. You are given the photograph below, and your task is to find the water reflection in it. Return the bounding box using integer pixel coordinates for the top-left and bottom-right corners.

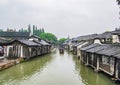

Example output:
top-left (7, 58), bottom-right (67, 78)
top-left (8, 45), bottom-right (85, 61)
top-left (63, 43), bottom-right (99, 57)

top-left (0, 51), bottom-right (55, 85)
top-left (72, 55), bottom-right (118, 85)
top-left (0, 49), bottom-right (119, 85)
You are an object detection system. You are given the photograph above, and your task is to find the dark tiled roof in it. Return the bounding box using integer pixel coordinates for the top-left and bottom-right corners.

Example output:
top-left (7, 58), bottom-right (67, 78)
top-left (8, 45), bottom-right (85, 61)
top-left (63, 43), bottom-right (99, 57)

top-left (0, 37), bottom-right (11, 42)
top-left (33, 40), bottom-right (50, 46)
top-left (81, 41), bottom-right (94, 48)
top-left (114, 53), bottom-right (120, 58)
top-left (0, 37), bottom-right (13, 45)
top-left (82, 43), bottom-right (120, 58)
top-left (112, 30), bottom-right (120, 35)
top-left (95, 45), bottom-right (120, 56)
top-left (13, 39), bottom-right (41, 46)
top-left (29, 35), bottom-right (41, 40)
top-left (86, 44), bottom-right (110, 53)
top-left (94, 32), bottom-right (112, 39)
top-left (40, 40), bottom-right (50, 45)
top-left (73, 41), bottom-right (85, 47)
top-left (80, 43), bottom-right (100, 51)
top-left (73, 34), bottom-right (97, 41)
top-left (0, 32), bottom-right (30, 38)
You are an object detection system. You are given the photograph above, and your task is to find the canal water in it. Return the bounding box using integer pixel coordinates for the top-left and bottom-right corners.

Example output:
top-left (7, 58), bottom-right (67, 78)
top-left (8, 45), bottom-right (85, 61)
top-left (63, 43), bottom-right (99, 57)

top-left (0, 49), bottom-right (119, 85)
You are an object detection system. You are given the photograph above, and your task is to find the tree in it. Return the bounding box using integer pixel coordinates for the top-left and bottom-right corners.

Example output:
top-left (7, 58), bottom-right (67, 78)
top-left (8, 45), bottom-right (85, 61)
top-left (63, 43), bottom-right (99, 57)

top-left (23, 29), bottom-right (27, 32)
top-left (42, 28), bottom-right (45, 33)
top-left (35, 25), bottom-right (37, 35)
top-left (39, 29), bottom-right (42, 35)
top-left (39, 33), bottom-right (58, 44)
top-left (19, 29), bottom-right (21, 32)
top-left (21, 28), bottom-right (23, 32)
top-left (28, 24), bottom-right (31, 33)
top-left (33, 25), bottom-right (35, 35)
top-left (58, 38), bottom-right (67, 45)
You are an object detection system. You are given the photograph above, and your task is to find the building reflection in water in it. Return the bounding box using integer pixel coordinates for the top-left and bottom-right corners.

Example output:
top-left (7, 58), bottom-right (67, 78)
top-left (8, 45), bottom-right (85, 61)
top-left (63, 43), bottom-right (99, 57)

top-left (72, 55), bottom-right (118, 85)
top-left (0, 52), bottom-right (54, 85)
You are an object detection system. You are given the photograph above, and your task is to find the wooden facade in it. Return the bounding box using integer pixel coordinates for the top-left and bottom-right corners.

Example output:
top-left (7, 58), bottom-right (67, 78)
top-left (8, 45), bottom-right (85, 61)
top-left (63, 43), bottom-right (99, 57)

top-left (32, 41), bottom-right (51, 55)
top-left (5, 37), bottom-right (51, 60)
top-left (6, 40), bottom-right (41, 59)
top-left (98, 55), bottom-right (115, 75)
top-left (72, 41), bottom-right (88, 56)
top-left (73, 46), bottom-right (77, 55)
top-left (80, 43), bottom-right (120, 81)
top-left (114, 54), bottom-right (120, 80)
top-left (63, 29), bottom-right (120, 81)
top-left (29, 35), bottom-right (51, 55)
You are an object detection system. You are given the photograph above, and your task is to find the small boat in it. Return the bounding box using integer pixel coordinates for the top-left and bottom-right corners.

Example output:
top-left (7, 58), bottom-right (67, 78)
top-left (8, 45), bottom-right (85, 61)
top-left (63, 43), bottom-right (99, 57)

top-left (59, 47), bottom-right (64, 54)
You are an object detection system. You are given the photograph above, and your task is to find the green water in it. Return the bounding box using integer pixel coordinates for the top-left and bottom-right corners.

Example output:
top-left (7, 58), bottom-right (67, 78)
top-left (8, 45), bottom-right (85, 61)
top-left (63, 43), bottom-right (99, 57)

top-left (0, 49), bottom-right (119, 85)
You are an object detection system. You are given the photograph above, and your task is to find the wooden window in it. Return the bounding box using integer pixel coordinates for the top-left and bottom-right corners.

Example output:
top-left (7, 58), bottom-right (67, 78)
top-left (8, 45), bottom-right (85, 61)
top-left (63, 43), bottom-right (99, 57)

top-left (102, 56), bottom-right (110, 65)
top-left (110, 57), bottom-right (114, 66)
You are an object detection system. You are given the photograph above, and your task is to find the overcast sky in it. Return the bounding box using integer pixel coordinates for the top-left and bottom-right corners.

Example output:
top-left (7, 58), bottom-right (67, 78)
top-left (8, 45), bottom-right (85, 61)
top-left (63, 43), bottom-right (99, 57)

top-left (0, 0), bottom-right (119, 38)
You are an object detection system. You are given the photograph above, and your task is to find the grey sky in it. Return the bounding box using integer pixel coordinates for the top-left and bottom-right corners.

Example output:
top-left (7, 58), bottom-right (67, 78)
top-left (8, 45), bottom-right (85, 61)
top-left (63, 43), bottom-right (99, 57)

top-left (0, 0), bottom-right (119, 39)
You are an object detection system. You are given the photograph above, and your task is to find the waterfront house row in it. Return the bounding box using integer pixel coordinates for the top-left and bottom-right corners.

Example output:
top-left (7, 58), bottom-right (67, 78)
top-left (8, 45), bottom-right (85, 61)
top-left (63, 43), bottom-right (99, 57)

top-left (73, 31), bottom-right (112, 56)
top-left (64, 29), bottom-right (120, 57)
top-left (63, 34), bottom-right (97, 53)
top-left (63, 29), bottom-right (120, 81)
top-left (80, 43), bottom-right (120, 81)
top-left (1, 35), bottom-right (51, 60)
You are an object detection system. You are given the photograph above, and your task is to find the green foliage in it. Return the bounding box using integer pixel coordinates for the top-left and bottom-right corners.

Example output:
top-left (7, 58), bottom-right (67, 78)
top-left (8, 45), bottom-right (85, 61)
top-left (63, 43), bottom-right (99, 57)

top-left (28, 24), bottom-right (31, 33)
top-left (32, 25), bottom-right (45, 36)
top-left (21, 28), bottom-right (23, 32)
top-left (42, 28), bottom-right (44, 33)
top-left (33, 25), bottom-right (36, 34)
top-left (0, 25), bottom-right (45, 35)
top-left (39, 33), bottom-right (58, 44)
top-left (58, 38), bottom-right (67, 45)
top-left (23, 30), bottom-right (27, 32)
top-left (19, 28), bottom-right (27, 32)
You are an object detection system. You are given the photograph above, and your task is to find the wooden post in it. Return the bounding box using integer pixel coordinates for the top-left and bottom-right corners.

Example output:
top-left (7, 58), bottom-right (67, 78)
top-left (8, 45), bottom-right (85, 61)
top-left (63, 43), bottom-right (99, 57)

top-left (85, 53), bottom-right (89, 66)
top-left (8, 47), bottom-right (13, 59)
top-left (95, 56), bottom-right (100, 72)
